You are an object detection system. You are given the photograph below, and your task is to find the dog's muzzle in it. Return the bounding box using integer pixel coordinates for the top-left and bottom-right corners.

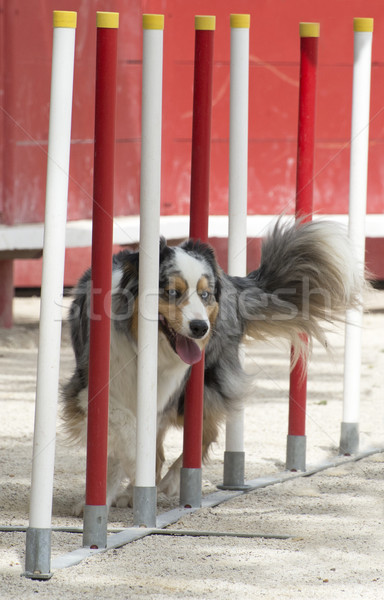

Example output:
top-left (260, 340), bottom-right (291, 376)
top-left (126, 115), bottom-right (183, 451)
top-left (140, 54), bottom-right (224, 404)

top-left (189, 319), bottom-right (209, 339)
top-left (159, 314), bottom-right (208, 365)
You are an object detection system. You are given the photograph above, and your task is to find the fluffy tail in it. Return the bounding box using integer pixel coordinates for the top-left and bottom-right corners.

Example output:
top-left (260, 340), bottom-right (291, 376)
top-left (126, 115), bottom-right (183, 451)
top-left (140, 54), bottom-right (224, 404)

top-left (231, 218), bottom-right (365, 358)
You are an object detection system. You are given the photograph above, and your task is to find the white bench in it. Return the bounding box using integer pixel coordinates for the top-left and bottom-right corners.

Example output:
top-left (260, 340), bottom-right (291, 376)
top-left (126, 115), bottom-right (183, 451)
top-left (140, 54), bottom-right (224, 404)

top-left (2, 213), bottom-right (383, 258)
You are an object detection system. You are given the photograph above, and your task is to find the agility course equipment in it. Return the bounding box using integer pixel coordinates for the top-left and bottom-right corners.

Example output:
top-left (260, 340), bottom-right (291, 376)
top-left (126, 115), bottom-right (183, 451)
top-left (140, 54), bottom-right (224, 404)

top-left (180, 15), bottom-right (215, 509)
top-left (83, 11), bottom-right (119, 550)
top-left (25, 10), bottom-right (77, 580)
top-left (286, 22), bottom-right (319, 472)
top-left (22, 11), bottom-right (378, 579)
top-left (221, 14), bottom-right (251, 490)
top-left (340, 18), bottom-right (374, 455)
top-left (133, 13), bottom-right (164, 528)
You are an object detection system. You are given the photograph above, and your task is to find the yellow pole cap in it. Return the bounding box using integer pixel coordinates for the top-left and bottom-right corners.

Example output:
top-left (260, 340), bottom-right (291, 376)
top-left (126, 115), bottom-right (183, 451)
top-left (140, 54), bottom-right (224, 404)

top-left (354, 18), bottom-right (374, 32)
top-left (143, 14), bottom-right (165, 30)
top-left (230, 14), bottom-right (250, 29)
top-left (96, 12), bottom-right (119, 29)
top-left (53, 11), bottom-right (77, 29)
top-left (299, 22), bottom-right (320, 38)
top-left (195, 15), bottom-right (216, 31)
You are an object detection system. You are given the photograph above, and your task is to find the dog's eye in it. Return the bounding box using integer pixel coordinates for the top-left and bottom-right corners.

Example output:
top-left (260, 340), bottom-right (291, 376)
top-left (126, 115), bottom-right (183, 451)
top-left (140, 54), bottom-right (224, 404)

top-left (166, 288), bottom-right (179, 299)
top-left (200, 290), bottom-right (211, 302)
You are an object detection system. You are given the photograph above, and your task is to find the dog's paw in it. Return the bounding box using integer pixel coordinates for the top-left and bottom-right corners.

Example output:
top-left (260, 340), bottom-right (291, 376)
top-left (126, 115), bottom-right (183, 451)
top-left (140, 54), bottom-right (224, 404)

top-left (158, 469), bottom-right (180, 498)
top-left (112, 486), bottom-right (133, 508)
top-left (72, 499), bottom-right (85, 517)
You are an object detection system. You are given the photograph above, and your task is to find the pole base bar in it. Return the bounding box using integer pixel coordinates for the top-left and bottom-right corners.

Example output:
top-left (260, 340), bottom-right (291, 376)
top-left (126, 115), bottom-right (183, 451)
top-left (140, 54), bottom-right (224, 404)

top-left (218, 451), bottom-right (251, 491)
top-left (24, 527), bottom-right (52, 580)
top-left (180, 467), bottom-right (202, 508)
top-left (83, 504), bottom-right (108, 549)
top-left (286, 435), bottom-right (307, 472)
top-left (339, 422), bottom-right (359, 455)
top-left (133, 486), bottom-right (157, 528)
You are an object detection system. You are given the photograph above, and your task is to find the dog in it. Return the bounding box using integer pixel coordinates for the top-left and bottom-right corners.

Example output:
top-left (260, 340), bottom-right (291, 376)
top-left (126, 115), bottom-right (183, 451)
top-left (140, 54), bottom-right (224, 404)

top-left (62, 218), bottom-right (363, 512)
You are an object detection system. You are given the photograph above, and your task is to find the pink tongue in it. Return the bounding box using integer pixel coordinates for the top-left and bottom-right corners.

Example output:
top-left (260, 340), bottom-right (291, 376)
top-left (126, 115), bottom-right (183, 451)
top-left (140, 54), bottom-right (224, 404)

top-left (175, 334), bottom-right (202, 365)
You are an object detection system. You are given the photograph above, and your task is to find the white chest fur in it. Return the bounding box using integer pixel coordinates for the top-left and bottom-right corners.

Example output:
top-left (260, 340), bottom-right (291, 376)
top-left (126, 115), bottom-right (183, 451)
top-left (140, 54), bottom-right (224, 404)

top-left (108, 327), bottom-right (188, 416)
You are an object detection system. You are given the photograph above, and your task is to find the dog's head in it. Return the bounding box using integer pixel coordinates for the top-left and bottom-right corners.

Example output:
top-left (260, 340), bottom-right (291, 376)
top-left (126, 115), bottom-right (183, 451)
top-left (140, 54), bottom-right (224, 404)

top-left (157, 238), bottom-right (221, 365)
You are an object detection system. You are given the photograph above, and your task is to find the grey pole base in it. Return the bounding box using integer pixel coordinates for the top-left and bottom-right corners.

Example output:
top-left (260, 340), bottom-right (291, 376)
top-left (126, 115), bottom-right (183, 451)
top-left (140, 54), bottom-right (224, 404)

top-left (217, 451), bottom-right (251, 491)
top-left (180, 467), bottom-right (202, 508)
top-left (133, 486), bottom-right (157, 528)
top-left (339, 422), bottom-right (359, 455)
top-left (24, 527), bottom-right (52, 580)
top-left (83, 504), bottom-right (108, 549)
top-left (286, 435), bottom-right (306, 472)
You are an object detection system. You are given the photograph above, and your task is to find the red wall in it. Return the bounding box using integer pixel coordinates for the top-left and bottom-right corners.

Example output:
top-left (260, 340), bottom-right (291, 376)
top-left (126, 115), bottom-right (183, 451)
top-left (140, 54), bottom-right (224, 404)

top-left (0, 0), bottom-right (383, 284)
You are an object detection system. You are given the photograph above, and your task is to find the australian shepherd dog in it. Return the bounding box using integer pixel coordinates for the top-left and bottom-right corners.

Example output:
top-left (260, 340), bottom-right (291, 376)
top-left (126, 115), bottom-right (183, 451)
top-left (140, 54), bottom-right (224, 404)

top-left (62, 219), bottom-right (363, 513)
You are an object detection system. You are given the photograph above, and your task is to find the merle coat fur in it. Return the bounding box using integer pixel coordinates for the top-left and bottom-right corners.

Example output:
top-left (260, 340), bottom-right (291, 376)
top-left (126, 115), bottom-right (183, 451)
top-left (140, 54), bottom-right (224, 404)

top-left (62, 219), bottom-right (363, 511)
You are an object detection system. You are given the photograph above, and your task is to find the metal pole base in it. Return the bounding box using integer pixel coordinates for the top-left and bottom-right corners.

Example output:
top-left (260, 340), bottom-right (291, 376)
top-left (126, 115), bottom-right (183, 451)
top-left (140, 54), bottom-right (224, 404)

top-left (180, 467), bottom-right (202, 508)
top-left (339, 422), bottom-right (359, 455)
top-left (286, 435), bottom-right (306, 472)
top-left (217, 451), bottom-right (251, 491)
top-left (24, 527), bottom-right (52, 580)
top-left (133, 486), bottom-right (157, 528)
top-left (83, 504), bottom-right (108, 549)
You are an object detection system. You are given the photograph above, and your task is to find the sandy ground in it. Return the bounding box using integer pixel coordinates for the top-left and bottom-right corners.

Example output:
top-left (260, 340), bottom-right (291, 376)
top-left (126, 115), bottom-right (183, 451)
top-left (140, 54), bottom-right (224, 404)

top-left (0, 289), bottom-right (383, 599)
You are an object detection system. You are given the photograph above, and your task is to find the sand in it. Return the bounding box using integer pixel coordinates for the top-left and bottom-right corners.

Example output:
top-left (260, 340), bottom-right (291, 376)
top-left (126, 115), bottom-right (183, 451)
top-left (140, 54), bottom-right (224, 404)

top-left (0, 289), bottom-right (383, 599)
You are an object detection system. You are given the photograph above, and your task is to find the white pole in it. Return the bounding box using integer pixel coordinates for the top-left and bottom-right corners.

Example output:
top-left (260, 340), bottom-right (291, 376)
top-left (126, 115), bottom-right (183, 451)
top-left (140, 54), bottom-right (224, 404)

top-left (341, 18), bottom-right (373, 455)
top-left (25, 11), bottom-right (76, 579)
top-left (222, 15), bottom-right (250, 489)
top-left (133, 14), bottom-right (164, 527)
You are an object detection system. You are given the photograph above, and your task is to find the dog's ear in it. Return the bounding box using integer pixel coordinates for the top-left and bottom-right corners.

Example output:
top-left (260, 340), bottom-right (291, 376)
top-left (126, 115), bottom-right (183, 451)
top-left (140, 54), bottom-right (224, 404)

top-left (196, 242), bottom-right (222, 303)
top-left (159, 236), bottom-right (172, 261)
top-left (198, 243), bottom-right (222, 302)
top-left (113, 249), bottom-right (140, 298)
top-left (214, 271), bottom-right (222, 303)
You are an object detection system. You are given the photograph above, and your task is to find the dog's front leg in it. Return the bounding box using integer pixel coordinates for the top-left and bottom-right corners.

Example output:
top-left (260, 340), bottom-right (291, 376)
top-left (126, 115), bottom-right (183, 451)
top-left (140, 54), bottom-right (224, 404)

top-left (106, 455), bottom-right (128, 510)
top-left (70, 455), bottom-right (124, 517)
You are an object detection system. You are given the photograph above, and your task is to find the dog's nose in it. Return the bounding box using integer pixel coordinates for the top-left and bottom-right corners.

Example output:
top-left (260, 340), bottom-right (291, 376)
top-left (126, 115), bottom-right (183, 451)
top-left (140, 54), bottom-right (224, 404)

top-left (189, 319), bottom-right (209, 338)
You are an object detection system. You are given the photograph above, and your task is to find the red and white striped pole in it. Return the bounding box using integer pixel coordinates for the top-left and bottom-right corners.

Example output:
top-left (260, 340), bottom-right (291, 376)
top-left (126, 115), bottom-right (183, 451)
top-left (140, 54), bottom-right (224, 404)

top-left (180, 15), bottom-right (215, 508)
top-left (83, 11), bottom-right (119, 549)
top-left (286, 22), bottom-right (319, 472)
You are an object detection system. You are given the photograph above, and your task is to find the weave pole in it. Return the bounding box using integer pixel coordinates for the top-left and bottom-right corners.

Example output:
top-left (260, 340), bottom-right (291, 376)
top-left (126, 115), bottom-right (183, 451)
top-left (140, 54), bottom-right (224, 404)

top-left (340, 18), bottom-right (373, 455)
top-left (286, 22), bottom-right (319, 472)
top-left (83, 12), bottom-right (118, 549)
top-left (221, 14), bottom-right (250, 491)
top-left (133, 14), bottom-right (164, 528)
top-left (25, 11), bottom-right (77, 580)
top-left (180, 15), bottom-right (215, 509)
